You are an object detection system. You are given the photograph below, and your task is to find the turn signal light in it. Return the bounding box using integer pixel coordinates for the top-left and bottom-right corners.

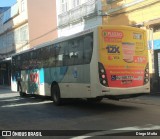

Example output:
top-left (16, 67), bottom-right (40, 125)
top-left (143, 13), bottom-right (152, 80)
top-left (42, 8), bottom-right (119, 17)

top-left (144, 63), bottom-right (149, 85)
top-left (98, 62), bottom-right (108, 86)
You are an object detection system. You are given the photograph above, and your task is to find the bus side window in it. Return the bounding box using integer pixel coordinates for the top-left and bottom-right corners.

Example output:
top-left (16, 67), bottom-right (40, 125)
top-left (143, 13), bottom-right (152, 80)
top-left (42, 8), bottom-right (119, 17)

top-left (77, 38), bottom-right (84, 65)
top-left (14, 56), bottom-right (18, 71)
top-left (56, 43), bottom-right (64, 67)
top-left (29, 51), bottom-right (37, 69)
top-left (21, 54), bottom-right (24, 70)
top-left (27, 53), bottom-right (30, 69)
top-left (68, 40), bottom-right (79, 65)
top-left (84, 34), bottom-right (93, 64)
top-left (63, 41), bottom-right (70, 66)
top-left (17, 55), bottom-right (21, 70)
top-left (68, 40), bottom-right (74, 65)
top-left (29, 52), bottom-right (33, 69)
top-left (46, 47), bottom-right (51, 68)
top-left (21, 53), bottom-right (26, 70)
top-left (49, 45), bottom-right (56, 67)
top-left (23, 53), bottom-right (29, 70)
top-left (37, 48), bottom-right (43, 68)
top-left (12, 57), bottom-right (16, 72)
top-left (63, 54), bottom-right (70, 66)
top-left (40, 47), bottom-right (44, 68)
top-left (42, 47), bottom-right (49, 68)
top-left (33, 50), bottom-right (38, 69)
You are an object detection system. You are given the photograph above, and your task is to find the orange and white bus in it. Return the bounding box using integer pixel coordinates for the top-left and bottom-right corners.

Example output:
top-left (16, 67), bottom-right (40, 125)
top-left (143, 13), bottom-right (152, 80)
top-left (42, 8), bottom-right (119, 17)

top-left (11, 25), bottom-right (150, 105)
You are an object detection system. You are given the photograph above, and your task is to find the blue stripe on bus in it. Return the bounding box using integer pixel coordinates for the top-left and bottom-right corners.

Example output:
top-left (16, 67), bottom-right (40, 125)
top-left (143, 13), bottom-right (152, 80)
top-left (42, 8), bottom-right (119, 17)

top-left (44, 66), bottom-right (68, 84)
top-left (39, 68), bottom-right (44, 83)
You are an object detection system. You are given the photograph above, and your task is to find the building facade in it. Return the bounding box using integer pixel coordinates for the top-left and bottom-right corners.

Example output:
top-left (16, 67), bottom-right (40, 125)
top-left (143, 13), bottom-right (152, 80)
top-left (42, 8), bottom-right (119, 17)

top-left (0, 0), bottom-right (57, 85)
top-left (56, 0), bottom-right (103, 37)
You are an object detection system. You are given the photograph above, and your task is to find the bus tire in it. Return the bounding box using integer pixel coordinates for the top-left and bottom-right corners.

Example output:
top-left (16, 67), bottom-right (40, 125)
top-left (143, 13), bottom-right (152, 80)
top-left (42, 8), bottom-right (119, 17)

top-left (87, 97), bottom-right (103, 103)
top-left (51, 84), bottom-right (62, 106)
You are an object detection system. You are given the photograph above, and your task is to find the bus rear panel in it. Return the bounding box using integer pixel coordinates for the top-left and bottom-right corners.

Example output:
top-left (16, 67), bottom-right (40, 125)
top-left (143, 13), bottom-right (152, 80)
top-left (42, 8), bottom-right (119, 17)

top-left (97, 26), bottom-right (150, 99)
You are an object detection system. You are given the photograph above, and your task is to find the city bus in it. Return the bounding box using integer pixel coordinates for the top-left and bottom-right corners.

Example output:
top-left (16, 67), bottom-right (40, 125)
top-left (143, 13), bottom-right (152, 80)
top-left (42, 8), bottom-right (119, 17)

top-left (11, 25), bottom-right (150, 105)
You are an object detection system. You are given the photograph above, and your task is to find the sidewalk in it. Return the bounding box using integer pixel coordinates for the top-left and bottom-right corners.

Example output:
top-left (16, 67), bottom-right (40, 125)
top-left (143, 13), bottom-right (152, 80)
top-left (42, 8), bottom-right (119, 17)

top-left (121, 92), bottom-right (160, 106)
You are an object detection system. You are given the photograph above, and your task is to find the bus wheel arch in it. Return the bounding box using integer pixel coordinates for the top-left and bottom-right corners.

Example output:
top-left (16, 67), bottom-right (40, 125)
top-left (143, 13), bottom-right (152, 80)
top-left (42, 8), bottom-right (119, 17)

top-left (51, 82), bottom-right (62, 105)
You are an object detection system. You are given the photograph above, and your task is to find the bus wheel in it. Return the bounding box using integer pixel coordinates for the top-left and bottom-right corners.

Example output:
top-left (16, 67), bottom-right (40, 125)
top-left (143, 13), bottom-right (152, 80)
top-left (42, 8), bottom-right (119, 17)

top-left (87, 97), bottom-right (103, 103)
top-left (51, 84), bottom-right (62, 105)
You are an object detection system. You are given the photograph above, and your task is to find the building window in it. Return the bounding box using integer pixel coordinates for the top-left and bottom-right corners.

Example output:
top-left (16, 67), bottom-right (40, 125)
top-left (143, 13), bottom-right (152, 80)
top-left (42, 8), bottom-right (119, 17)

top-left (61, 0), bottom-right (67, 13)
top-left (7, 32), bottom-right (13, 47)
top-left (21, 0), bottom-right (25, 12)
top-left (13, 25), bottom-right (28, 44)
top-left (20, 25), bottom-right (28, 42)
top-left (73, 0), bottom-right (80, 8)
top-left (14, 29), bottom-right (20, 43)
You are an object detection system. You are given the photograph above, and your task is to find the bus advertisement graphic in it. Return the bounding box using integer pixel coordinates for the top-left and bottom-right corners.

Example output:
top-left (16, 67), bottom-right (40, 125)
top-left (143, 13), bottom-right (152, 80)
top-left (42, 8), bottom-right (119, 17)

top-left (99, 27), bottom-right (148, 88)
top-left (29, 70), bottom-right (39, 93)
top-left (102, 30), bottom-right (124, 43)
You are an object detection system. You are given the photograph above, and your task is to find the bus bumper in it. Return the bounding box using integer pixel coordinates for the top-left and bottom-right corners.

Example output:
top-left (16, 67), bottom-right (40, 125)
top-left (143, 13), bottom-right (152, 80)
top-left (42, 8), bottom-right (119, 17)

top-left (100, 83), bottom-right (150, 100)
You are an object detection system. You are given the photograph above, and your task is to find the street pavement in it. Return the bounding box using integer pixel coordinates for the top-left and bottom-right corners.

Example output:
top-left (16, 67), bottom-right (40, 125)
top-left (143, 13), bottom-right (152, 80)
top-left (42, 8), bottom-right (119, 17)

top-left (121, 94), bottom-right (160, 106)
top-left (0, 86), bottom-right (160, 139)
top-left (0, 85), bottom-right (160, 106)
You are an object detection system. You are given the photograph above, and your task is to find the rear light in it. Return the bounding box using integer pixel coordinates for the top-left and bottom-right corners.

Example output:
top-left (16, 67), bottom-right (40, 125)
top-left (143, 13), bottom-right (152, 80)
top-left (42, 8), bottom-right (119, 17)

top-left (102, 74), bottom-right (106, 79)
top-left (144, 63), bottom-right (149, 85)
top-left (101, 69), bottom-right (105, 73)
top-left (98, 62), bottom-right (108, 86)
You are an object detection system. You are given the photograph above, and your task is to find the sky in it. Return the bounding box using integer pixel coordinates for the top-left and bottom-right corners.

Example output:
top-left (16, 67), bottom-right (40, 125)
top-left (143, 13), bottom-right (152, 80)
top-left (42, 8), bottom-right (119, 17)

top-left (0, 0), bottom-right (17, 7)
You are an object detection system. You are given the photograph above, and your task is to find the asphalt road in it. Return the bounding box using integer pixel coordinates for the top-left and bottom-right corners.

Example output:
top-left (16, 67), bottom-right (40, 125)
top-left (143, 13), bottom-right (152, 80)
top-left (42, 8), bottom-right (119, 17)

top-left (0, 88), bottom-right (160, 139)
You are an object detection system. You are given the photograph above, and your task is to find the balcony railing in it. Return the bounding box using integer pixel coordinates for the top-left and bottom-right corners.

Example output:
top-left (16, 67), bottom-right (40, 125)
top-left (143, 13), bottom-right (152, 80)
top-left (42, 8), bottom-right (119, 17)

top-left (58, 0), bottom-right (97, 27)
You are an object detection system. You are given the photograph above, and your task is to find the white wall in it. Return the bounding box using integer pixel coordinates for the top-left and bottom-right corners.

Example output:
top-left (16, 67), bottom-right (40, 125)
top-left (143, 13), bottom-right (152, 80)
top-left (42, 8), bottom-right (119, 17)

top-left (57, 0), bottom-right (102, 37)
